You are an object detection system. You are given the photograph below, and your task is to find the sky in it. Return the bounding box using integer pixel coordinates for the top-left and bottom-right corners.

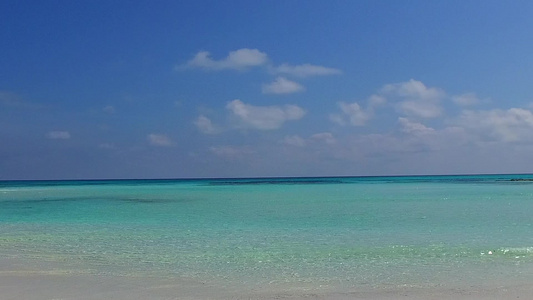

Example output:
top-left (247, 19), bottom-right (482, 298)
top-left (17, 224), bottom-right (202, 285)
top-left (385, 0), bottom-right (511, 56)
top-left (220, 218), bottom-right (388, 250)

top-left (2, 1), bottom-right (533, 180)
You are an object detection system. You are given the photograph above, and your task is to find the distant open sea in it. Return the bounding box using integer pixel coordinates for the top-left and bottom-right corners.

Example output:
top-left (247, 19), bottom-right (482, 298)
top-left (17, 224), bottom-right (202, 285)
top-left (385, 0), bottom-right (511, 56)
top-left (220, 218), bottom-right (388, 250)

top-left (2, 174), bottom-right (533, 294)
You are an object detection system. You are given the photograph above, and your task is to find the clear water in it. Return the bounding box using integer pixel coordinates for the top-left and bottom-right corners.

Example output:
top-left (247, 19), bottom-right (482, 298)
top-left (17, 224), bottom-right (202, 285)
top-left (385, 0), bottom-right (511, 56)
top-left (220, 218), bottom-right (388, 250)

top-left (1, 174), bottom-right (533, 291)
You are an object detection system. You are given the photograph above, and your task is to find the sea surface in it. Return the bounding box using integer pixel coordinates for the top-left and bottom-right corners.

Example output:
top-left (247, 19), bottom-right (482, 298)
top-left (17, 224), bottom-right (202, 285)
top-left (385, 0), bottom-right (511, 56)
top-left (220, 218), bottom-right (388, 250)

top-left (1, 174), bottom-right (533, 293)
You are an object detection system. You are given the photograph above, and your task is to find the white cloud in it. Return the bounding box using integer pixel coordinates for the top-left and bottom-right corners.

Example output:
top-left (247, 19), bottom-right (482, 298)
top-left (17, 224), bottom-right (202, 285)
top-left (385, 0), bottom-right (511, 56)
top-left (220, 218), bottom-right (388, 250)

top-left (330, 94), bottom-right (388, 127)
top-left (398, 100), bottom-right (442, 119)
top-left (311, 132), bottom-right (336, 144)
top-left (148, 134), bottom-right (173, 146)
top-left (181, 48), bottom-right (268, 71)
top-left (180, 49), bottom-right (343, 77)
top-left (331, 80), bottom-right (444, 129)
top-left (452, 93), bottom-right (479, 106)
top-left (368, 95), bottom-right (387, 107)
top-left (262, 77), bottom-right (305, 94)
top-left (330, 101), bottom-right (372, 126)
top-left (398, 117), bottom-right (435, 135)
top-left (46, 131), bottom-right (70, 139)
top-left (329, 114), bottom-right (346, 126)
top-left (283, 133), bottom-right (336, 148)
top-left (274, 63), bottom-right (342, 77)
top-left (226, 99), bottom-right (305, 130)
top-left (194, 115), bottom-right (220, 134)
top-left (455, 108), bottom-right (533, 142)
top-left (381, 79), bottom-right (444, 118)
top-left (283, 135), bottom-right (306, 147)
top-left (381, 79), bottom-right (444, 100)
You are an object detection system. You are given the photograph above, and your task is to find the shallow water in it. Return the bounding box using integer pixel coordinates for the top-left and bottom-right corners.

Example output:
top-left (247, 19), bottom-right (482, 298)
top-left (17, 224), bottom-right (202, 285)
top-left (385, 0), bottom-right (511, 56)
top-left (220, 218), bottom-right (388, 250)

top-left (1, 175), bottom-right (533, 292)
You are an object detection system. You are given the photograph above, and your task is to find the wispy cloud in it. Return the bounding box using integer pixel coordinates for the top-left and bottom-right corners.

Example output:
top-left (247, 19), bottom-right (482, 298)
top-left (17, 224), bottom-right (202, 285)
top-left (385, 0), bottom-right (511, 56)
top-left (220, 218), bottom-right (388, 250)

top-left (103, 105), bottom-right (115, 114)
top-left (452, 93), bottom-right (479, 106)
top-left (262, 77), bottom-right (305, 94)
top-left (180, 48), bottom-right (268, 71)
top-left (210, 145), bottom-right (254, 158)
top-left (148, 134), bottom-right (173, 146)
top-left (226, 99), bottom-right (305, 130)
top-left (46, 131), bottom-right (71, 139)
top-left (273, 63), bottom-right (342, 77)
top-left (283, 135), bottom-right (306, 147)
top-left (0, 91), bottom-right (41, 109)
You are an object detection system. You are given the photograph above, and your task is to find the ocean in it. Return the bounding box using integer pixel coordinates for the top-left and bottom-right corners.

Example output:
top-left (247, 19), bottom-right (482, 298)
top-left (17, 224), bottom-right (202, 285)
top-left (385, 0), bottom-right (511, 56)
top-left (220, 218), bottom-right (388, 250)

top-left (1, 174), bottom-right (533, 296)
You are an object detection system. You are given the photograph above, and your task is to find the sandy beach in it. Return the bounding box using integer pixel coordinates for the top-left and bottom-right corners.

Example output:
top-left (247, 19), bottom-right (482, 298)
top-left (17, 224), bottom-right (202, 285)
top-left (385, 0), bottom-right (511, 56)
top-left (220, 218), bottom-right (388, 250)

top-left (2, 269), bottom-right (532, 300)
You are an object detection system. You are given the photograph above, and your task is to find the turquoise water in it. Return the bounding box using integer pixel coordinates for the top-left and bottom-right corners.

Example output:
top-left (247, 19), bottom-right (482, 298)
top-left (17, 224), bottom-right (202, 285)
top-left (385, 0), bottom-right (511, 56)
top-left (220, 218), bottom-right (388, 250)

top-left (1, 174), bottom-right (533, 291)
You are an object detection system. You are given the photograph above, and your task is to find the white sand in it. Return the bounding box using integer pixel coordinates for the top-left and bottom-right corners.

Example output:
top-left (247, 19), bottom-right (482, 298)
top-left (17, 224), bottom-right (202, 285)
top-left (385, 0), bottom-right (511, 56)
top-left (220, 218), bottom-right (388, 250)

top-left (2, 271), bottom-right (533, 300)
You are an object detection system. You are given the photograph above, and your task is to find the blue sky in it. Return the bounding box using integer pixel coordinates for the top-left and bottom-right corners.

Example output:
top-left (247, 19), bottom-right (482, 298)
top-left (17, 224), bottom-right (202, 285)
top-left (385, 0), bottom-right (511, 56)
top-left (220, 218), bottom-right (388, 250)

top-left (2, 1), bottom-right (533, 179)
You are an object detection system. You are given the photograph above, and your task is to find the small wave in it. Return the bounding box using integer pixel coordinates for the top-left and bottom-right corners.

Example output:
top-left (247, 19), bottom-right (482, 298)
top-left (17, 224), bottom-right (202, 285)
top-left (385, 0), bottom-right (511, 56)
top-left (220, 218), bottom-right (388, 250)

top-left (499, 247), bottom-right (533, 255)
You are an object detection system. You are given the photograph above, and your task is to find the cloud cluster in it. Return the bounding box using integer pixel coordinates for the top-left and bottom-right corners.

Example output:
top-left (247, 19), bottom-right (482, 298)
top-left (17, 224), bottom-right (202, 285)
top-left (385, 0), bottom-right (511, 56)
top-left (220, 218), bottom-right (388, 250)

top-left (181, 48), bottom-right (341, 95)
top-left (192, 77), bottom-right (533, 153)
top-left (381, 79), bottom-right (445, 118)
top-left (330, 102), bottom-right (372, 126)
top-left (316, 81), bottom-right (533, 172)
top-left (325, 79), bottom-right (533, 152)
top-left (456, 108), bottom-right (533, 142)
top-left (331, 79), bottom-right (448, 127)
top-left (194, 100), bottom-right (305, 133)
top-left (180, 48), bottom-right (533, 174)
